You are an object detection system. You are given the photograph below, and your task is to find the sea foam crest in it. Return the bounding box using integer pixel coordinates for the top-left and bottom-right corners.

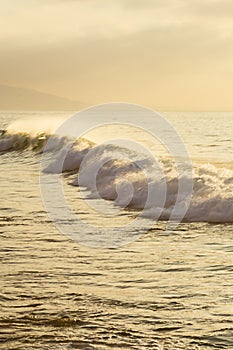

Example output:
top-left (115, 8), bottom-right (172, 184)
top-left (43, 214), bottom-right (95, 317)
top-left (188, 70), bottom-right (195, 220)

top-left (42, 134), bottom-right (233, 223)
top-left (1, 128), bottom-right (232, 223)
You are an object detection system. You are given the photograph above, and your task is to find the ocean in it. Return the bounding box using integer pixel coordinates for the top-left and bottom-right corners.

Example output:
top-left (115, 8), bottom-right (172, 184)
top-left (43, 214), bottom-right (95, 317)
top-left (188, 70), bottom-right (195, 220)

top-left (0, 106), bottom-right (233, 349)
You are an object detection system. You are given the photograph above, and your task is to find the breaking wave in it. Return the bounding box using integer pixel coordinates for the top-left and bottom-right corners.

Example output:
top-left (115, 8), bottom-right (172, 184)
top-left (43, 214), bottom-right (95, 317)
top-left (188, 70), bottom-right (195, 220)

top-left (1, 126), bottom-right (232, 223)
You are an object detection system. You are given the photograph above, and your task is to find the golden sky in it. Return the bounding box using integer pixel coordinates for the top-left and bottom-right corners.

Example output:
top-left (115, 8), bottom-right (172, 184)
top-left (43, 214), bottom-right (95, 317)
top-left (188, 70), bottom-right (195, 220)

top-left (1, 0), bottom-right (233, 110)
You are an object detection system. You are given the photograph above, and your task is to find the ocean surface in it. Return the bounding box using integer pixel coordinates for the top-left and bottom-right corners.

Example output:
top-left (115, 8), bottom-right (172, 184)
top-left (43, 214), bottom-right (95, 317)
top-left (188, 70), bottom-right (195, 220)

top-left (0, 108), bottom-right (233, 349)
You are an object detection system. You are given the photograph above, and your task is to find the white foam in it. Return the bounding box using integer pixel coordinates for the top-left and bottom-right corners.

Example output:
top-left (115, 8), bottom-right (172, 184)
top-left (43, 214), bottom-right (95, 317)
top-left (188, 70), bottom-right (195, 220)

top-left (47, 139), bottom-right (233, 222)
top-left (1, 128), bottom-right (232, 223)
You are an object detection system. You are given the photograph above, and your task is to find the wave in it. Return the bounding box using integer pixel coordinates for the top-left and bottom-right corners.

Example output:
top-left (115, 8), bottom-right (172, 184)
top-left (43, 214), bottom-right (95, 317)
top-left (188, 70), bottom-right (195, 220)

top-left (1, 129), bottom-right (232, 223)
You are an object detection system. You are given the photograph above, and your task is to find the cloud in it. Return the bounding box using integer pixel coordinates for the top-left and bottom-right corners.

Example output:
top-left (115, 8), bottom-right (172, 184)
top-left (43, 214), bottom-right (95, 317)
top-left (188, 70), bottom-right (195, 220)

top-left (186, 0), bottom-right (233, 18)
top-left (0, 0), bottom-right (233, 109)
top-left (1, 0), bottom-right (233, 45)
top-left (1, 22), bottom-right (232, 87)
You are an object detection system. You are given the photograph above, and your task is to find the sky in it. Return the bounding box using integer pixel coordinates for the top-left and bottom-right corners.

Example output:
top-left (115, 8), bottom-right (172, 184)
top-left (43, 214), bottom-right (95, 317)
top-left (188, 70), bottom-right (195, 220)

top-left (1, 0), bottom-right (233, 110)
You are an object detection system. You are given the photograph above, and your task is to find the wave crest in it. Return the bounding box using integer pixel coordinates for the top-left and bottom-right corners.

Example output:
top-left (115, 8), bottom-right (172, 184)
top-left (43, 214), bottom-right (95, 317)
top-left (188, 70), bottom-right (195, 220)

top-left (1, 130), bottom-right (232, 223)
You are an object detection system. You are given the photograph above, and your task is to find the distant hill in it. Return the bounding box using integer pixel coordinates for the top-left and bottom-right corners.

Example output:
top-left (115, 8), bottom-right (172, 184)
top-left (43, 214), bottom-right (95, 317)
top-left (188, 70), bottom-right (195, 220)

top-left (0, 85), bottom-right (87, 110)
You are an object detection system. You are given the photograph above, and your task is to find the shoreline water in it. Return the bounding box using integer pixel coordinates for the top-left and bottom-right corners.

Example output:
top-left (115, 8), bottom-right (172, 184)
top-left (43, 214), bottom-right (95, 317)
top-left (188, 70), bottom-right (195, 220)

top-left (1, 111), bottom-right (232, 349)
